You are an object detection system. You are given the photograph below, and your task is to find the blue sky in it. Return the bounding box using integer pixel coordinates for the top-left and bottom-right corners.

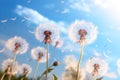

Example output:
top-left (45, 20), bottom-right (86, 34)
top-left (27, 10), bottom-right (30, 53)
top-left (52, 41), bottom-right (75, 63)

top-left (0, 0), bottom-right (120, 80)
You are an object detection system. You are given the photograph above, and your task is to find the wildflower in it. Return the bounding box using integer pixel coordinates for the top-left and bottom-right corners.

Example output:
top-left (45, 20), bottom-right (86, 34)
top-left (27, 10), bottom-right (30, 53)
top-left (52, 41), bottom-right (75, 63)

top-left (5, 36), bottom-right (28, 54)
top-left (2, 59), bottom-right (19, 75)
top-left (68, 20), bottom-right (98, 45)
top-left (31, 46), bottom-right (49, 80)
top-left (31, 46), bottom-right (48, 63)
top-left (19, 64), bottom-right (32, 77)
top-left (52, 38), bottom-right (63, 48)
top-left (35, 23), bottom-right (60, 44)
top-left (86, 57), bottom-right (108, 77)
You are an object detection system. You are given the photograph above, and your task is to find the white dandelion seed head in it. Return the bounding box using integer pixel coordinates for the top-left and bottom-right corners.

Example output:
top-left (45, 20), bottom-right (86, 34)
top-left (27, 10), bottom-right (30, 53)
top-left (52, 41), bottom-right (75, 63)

top-left (31, 46), bottom-right (49, 63)
top-left (68, 20), bottom-right (98, 45)
top-left (86, 57), bottom-right (108, 77)
top-left (52, 38), bottom-right (64, 48)
top-left (19, 64), bottom-right (32, 76)
top-left (2, 58), bottom-right (19, 75)
top-left (35, 23), bottom-right (60, 43)
top-left (5, 36), bottom-right (28, 54)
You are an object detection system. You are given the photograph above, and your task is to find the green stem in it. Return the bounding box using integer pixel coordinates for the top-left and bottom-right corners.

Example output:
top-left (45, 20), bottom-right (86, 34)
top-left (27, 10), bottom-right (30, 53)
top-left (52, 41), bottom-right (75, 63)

top-left (76, 42), bottom-right (84, 80)
top-left (45, 43), bottom-right (49, 80)
top-left (8, 52), bottom-right (17, 80)
top-left (0, 72), bottom-right (6, 80)
top-left (38, 65), bottom-right (53, 80)
top-left (32, 62), bottom-right (40, 80)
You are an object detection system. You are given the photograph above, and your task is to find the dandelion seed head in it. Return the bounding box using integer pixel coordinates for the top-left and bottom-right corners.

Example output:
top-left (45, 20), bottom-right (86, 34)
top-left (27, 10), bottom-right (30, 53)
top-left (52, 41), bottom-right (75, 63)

top-left (2, 58), bottom-right (19, 75)
top-left (5, 36), bottom-right (28, 54)
top-left (31, 46), bottom-right (49, 63)
top-left (86, 57), bottom-right (108, 77)
top-left (52, 38), bottom-right (63, 48)
top-left (19, 64), bottom-right (32, 76)
top-left (68, 20), bottom-right (98, 45)
top-left (35, 23), bottom-right (60, 44)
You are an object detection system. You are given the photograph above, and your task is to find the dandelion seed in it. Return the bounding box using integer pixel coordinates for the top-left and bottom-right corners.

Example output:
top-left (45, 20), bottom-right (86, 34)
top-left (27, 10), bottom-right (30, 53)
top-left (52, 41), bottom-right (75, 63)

top-left (10, 17), bottom-right (17, 21)
top-left (0, 19), bottom-right (8, 23)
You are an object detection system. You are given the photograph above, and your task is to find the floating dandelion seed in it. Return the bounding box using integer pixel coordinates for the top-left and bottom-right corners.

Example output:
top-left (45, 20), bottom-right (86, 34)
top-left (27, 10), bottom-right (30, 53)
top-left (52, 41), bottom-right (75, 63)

top-left (52, 38), bottom-right (63, 48)
top-left (86, 57), bottom-right (108, 78)
top-left (10, 17), bottom-right (17, 21)
top-left (68, 20), bottom-right (98, 45)
top-left (2, 59), bottom-right (19, 75)
top-left (19, 64), bottom-right (32, 77)
top-left (5, 36), bottom-right (28, 54)
top-left (35, 23), bottom-right (60, 43)
top-left (31, 46), bottom-right (48, 63)
top-left (68, 20), bottom-right (98, 80)
top-left (35, 23), bottom-right (60, 80)
top-left (0, 19), bottom-right (8, 23)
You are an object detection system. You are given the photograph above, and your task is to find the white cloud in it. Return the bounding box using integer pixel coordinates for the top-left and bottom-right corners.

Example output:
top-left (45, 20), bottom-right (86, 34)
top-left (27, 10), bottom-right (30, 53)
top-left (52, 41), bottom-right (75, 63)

top-left (15, 5), bottom-right (67, 34)
top-left (68, 0), bottom-right (90, 12)
top-left (104, 72), bottom-right (117, 79)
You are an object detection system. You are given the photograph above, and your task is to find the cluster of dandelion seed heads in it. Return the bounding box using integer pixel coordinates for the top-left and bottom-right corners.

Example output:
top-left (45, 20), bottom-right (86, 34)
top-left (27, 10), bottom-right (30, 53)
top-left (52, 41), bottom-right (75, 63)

top-left (31, 46), bottom-right (49, 63)
top-left (68, 20), bottom-right (98, 45)
top-left (2, 58), bottom-right (19, 75)
top-left (86, 57), bottom-right (108, 77)
top-left (52, 38), bottom-right (63, 48)
top-left (35, 23), bottom-right (60, 43)
top-left (5, 36), bottom-right (28, 54)
top-left (19, 64), bottom-right (32, 76)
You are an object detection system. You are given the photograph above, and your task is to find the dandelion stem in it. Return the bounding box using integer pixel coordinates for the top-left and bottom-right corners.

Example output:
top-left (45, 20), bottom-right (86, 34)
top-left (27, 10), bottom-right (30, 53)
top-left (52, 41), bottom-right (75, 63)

top-left (38, 65), bottom-right (53, 80)
top-left (45, 43), bottom-right (49, 80)
top-left (76, 42), bottom-right (84, 80)
top-left (8, 52), bottom-right (17, 80)
top-left (0, 72), bottom-right (6, 80)
top-left (94, 76), bottom-right (96, 80)
top-left (32, 62), bottom-right (40, 80)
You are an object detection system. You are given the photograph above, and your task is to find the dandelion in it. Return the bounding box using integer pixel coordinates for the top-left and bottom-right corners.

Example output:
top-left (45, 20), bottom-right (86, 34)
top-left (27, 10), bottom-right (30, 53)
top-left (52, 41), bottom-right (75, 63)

top-left (35, 23), bottom-right (60, 80)
top-left (5, 36), bottom-right (28, 80)
top-left (68, 20), bottom-right (98, 80)
top-left (19, 64), bottom-right (32, 80)
top-left (52, 38), bottom-right (63, 48)
top-left (1, 59), bottom-right (19, 80)
top-left (31, 46), bottom-right (48, 80)
top-left (86, 57), bottom-right (108, 80)
top-left (5, 36), bottom-right (28, 54)
top-left (68, 20), bottom-right (98, 45)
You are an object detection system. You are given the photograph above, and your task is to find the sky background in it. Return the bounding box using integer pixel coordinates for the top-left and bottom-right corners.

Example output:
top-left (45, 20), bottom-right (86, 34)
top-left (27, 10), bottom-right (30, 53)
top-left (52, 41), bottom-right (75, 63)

top-left (0, 0), bottom-right (120, 80)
